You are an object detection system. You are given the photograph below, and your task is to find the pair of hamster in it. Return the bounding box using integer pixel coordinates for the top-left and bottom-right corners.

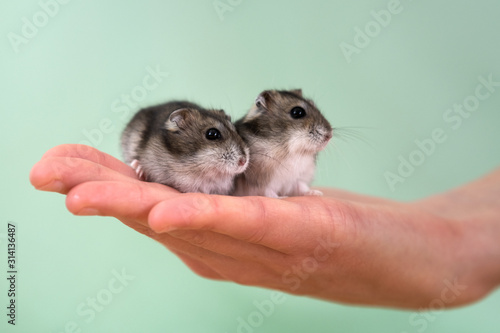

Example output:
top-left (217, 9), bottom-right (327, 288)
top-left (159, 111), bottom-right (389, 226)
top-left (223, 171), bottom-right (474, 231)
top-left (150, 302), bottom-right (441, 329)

top-left (120, 90), bottom-right (332, 197)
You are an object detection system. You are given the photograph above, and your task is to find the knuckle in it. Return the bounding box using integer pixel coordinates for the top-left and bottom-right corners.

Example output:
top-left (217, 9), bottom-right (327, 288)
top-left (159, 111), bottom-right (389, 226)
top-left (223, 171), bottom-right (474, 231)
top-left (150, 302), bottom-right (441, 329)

top-left (187, 231), bottom-right (209, 247)
top-left (184, 193), bottom-right (223, 230)
top-left (243, 197), bottom-right (268, 244)
top-left (321, 199), bottom-right (357, 242)
top-left (187, 194), bottom-right (217, 222)
top-left (74, 144), bottom-right (98, 160)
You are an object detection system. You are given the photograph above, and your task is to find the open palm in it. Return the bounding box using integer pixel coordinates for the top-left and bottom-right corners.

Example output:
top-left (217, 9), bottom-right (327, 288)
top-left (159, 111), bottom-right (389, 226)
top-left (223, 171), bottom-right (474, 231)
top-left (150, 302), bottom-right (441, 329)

top-left (30, 144), bottom-right (500, 309)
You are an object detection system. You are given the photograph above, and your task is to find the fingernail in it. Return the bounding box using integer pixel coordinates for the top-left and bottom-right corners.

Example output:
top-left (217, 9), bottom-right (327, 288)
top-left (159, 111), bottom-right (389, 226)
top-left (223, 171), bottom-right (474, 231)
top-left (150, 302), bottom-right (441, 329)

top-left (153, 226), bottom-right (177, 234)
top-left (76, 208), bottom-right (100, 216)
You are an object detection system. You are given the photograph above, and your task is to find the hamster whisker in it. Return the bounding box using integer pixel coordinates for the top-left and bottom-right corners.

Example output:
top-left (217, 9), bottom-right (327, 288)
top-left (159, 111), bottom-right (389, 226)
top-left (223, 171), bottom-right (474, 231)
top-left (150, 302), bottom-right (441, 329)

top-left (332, 126), bottom-right (376, 151)
top-left (322, 142), bottom-right (356, 171)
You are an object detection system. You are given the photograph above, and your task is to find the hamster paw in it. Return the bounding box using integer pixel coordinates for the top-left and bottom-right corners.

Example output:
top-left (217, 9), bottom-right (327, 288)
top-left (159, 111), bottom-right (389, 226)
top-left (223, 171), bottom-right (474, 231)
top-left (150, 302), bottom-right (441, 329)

top-left (264, 189), bottom-right (280, 198)
top-left (305, 189), bottom-right (323, 196)
top-left (130, 159), bottom-right (145, 181)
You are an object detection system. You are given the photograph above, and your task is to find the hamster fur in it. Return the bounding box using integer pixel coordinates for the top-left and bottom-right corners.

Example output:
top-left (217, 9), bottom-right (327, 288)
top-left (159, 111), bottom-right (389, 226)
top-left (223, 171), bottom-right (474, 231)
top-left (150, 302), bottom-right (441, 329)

top-left (233, 89), bottom-right (332, 198)
top-left (121, 101), bottom-right (249, 195)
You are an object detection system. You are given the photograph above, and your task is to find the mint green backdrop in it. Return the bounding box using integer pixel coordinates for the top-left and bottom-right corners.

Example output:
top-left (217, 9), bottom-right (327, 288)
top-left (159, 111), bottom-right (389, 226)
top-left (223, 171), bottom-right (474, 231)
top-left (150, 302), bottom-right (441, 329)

top-left (2, 0), bottom-right (499, 332)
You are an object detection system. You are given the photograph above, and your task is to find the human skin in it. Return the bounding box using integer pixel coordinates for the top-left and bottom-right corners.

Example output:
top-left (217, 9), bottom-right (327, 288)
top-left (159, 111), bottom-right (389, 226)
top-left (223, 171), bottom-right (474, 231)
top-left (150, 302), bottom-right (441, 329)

top-left (29, 144), bottom-right (500, 309)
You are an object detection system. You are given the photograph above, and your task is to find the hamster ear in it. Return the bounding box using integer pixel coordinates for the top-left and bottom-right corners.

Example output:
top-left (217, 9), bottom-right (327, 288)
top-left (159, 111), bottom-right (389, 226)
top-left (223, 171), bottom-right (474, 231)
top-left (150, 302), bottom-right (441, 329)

top-left (166, 108), bottom-right (196, 131)
top-left (217, 109), bottom-right (232, 121)
top-left (255, 91), bottom-right (272, 110)
top-left (290, 89), bottom-right (303, 97)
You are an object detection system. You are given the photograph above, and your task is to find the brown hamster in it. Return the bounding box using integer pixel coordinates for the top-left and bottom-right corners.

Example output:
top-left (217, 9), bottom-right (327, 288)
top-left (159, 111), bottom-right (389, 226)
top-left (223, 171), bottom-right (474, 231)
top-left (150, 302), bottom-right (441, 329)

top-left (233, 90), bottom-right (332, 198)
top-left (121, 101), bottom-right (249, 194)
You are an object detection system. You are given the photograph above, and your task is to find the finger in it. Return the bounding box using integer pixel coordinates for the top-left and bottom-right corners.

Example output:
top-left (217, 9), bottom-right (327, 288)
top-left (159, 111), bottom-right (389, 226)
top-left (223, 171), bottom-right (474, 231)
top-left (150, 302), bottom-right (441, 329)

top-left (116, 215), bottom-right (288, 288)
top-left (139, 221), bottom-right (290, 286)
top-left (148, 194), bottom-right (348, 253)
top-left (139, 228), bottom-right (272, 285)
top-left (166, 242), bottom-right (285, 289)
top-left (41, 144), bottom-right (136, 178)
top-left (171, 251), bottom-right (226, 281)
top-left (65, 181), bottom-right (288, 288)
top-left (65, 180), bottom-right (178, 225)
top-left (63, 178), bottom-right (242, 280)
top-left (115, 224), bottom-right (227, 281)
top-left (167, 229), bottom-right (290, 262)
top-left (153, 222), bottom-right (289, 289)
top-left (30, 156), bottom-right (141, 194)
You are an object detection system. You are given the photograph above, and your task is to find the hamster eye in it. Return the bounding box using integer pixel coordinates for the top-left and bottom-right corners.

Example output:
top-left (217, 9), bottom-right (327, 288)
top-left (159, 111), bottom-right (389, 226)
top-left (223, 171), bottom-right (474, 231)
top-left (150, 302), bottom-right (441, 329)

top-left (205, 128), bottom-right (222, 140)
top-left (290, 107), bottom-right (306, 119)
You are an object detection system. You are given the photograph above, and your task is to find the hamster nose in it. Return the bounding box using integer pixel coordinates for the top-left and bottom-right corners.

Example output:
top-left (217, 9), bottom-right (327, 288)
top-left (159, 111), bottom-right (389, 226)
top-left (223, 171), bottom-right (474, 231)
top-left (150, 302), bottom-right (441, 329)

top-left (238, 157), bottom-right (247, 167)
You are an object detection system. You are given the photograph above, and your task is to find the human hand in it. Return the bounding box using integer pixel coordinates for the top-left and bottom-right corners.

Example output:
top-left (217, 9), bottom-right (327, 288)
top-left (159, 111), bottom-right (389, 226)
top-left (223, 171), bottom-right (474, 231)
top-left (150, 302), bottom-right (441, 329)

top-left (30, 144), bottom-right (500, 309)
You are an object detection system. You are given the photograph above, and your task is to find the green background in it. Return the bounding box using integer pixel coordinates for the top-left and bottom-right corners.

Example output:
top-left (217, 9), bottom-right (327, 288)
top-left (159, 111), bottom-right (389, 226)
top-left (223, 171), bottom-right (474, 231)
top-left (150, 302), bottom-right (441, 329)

top-left (2, 0), bottom-right (500, 332)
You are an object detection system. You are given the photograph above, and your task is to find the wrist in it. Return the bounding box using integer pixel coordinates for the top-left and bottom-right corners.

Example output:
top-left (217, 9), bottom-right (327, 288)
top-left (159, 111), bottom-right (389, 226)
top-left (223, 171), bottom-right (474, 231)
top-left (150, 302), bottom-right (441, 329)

top-left (463, 216), bottom-right (500, 296)
top-left (412, 197), bottom-right (500, 306)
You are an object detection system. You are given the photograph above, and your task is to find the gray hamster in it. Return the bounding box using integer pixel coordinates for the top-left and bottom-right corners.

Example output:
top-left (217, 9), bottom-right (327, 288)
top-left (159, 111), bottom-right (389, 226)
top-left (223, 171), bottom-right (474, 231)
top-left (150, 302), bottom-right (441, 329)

top-left (233, 89), bottom-right (332, 198)
top-left (121, 101), bottom-right (249, 195)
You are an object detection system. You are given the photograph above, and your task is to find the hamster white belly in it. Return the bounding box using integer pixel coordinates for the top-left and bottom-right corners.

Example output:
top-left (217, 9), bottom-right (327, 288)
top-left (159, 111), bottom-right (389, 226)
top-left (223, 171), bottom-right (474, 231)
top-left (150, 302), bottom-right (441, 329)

top-left (265, 154), bottom-right (316, 197)
top-left (233, 140), bottom-right (317, 198)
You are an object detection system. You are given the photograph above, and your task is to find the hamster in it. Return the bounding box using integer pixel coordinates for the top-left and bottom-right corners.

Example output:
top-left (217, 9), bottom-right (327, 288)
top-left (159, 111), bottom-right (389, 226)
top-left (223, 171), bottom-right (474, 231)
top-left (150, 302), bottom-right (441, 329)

top-left (233, 89), bottom-right (332, 198)
top-left (121, 101), bottom-right (249, 195)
